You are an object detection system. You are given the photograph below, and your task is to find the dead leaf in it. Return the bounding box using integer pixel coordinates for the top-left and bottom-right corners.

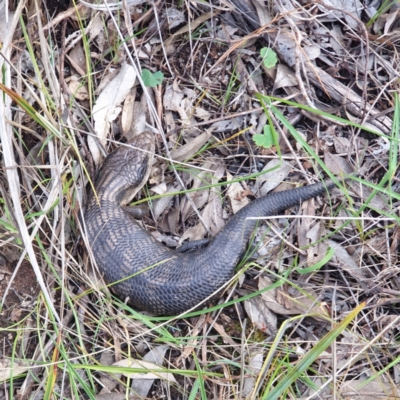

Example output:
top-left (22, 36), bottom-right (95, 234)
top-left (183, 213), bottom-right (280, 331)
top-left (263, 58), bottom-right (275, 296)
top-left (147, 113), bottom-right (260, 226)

top-left (333, 136), bottom-right (351, 154)
top-left (88, 63), bottom-right (137, 164)
top-left (170, 130), bottom-right (212, 162)
top-left (0, 360), bottom-right (29, 382)
top-left (10, 307), bottom-right (22, 322)
top-left (120, 88), bottom-right (136, 135)
top-left (181, 190), bottom-right (224, 242)
top-left (68, 43), bottom-right (86, 75)
top-left (259, 276), bottom-right (327, 319)
top-left (210, 117), bottom-right (243, 132)
top-left (324, 152), bottom-right (354, 175)
top-left (165, 11), bottom-right (218, 46)
top-left (274, 31), bottom-right (297, 67)
top-left (150, 182), bottom-right (168, 196)
top-left (272, 64), bottom-right (298, 91)
top-left (244, 297), bottom-right (277, 335)
top-left (201, 193), bottom-right (225, 235)
top-left (297, 194), bottom-right (316, 252)
top-left (227, 172), bottom-right (250, 213)
top-left (163, 84), bottom-right (184, 112)
top-left (305, 222), bottom-right (329, 266)
top-left (98, 351), bottom-right (118, 394)
top-left (212, 322), bottom-right (237, 346)
top-left (66, 75), bottom-right (89, 101)
top-left (242, 352), bottom-right (264, 398)
top-left (164, 7), bottom-right (185, 29)
top-left (327, 239), bottom-right (367, 280)
top-left (181, 159), bottom-right (224, 220)
top-left (130, 345), bottom-right (171, 397)
top-left (348, 181), bottom-right (389, 212)
top-left (193, 107), bottom-right (211, 121)
top-left (113, 356), bottom-right (175, 383)
top-left (153, 183), bottom-right (180, 221)
top-left (340, 377), bottom-right (400, 399)
top-left (252, 0), bottom-right (272, 25)
top-left (317, 0), bottom-right (362, 30)
top-left (180, 164), bottom-right (225, 242)
top-left (256, 158), bottom-right (293, 197)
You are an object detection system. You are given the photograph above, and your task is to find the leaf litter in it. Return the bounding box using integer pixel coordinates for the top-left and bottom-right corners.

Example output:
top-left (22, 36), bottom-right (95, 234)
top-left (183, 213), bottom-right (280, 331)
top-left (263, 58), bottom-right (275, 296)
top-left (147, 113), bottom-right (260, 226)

top-left (0, 0), bottom-right (399, 399)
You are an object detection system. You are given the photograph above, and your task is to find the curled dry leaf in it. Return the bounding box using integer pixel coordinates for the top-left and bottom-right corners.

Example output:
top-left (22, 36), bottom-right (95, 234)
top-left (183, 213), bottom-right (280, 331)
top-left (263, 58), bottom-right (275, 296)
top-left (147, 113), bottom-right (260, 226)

top-left (163, 83), bottom-right (196, 129)
top-left (333, 136), bottom-right (351, 153)
top-left (163, 84), bottom-right (184, 112)
top-left (252, 0), bottom-right (273, 25)
top-left (164, 7), bottom-right (185, 29)
top-left (88, 63), bottom-right (137, 164)
top-left (164, 10), bottom-right (218, 46)
top-left (193, 107), bottom-right (211, 121)
top-left (210, 117), bottom-right (243, 132)
top-left (180, 188), bottom-right (224, 242)
top-left (120, 88), bottom-right (136, 136)
top-left (254, 224), bottom-right (285, 257)
top-left (87, 11), bottom-right (103, 44)
top-left (297, 192), bottom-right (317, 251)
top-left (150, 182), bottom-right (168, 196)
top-left (364, 231), bottom-right (391, 256)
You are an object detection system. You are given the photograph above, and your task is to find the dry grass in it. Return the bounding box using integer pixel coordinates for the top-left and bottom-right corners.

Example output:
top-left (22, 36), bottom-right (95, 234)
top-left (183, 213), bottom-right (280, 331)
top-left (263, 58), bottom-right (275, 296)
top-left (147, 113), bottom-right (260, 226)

top-left (0, 0), bottom-right (399, 399)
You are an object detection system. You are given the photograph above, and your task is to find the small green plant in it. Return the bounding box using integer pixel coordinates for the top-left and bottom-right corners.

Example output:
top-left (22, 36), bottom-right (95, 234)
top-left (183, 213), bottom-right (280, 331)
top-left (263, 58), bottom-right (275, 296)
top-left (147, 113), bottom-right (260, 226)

top-left (260, 47), bottom-right (278, 68)
top-left (141, 68), bottom-right (164, 87)
top-left (253, 125), bottom-right (277, 148)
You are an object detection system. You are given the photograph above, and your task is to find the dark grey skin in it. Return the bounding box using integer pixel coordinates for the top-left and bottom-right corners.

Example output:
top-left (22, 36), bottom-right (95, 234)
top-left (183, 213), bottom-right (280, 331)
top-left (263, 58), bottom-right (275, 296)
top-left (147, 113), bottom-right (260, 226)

top-left (85, 132), bottom-right (340, 315)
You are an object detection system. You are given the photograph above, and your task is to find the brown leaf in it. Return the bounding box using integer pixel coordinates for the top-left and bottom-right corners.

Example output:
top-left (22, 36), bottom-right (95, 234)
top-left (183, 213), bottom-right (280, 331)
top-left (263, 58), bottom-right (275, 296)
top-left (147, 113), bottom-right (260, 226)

top-left (324, 152), bottom-right (354, 175)
top-left (226, 172), bottom-right (250, 213)
top-left (259, 276), bottom-right (327, 319)
top-left (170, 130), bottom-right (212, 162)
top-left (244, 297), bottom-right (277, 335)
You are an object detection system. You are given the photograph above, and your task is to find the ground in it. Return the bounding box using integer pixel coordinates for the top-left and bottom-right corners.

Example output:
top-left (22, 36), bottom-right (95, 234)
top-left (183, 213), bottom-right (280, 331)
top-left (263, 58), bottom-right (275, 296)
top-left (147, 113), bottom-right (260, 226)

top-left (0, 0), bottom-right (399, 399)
